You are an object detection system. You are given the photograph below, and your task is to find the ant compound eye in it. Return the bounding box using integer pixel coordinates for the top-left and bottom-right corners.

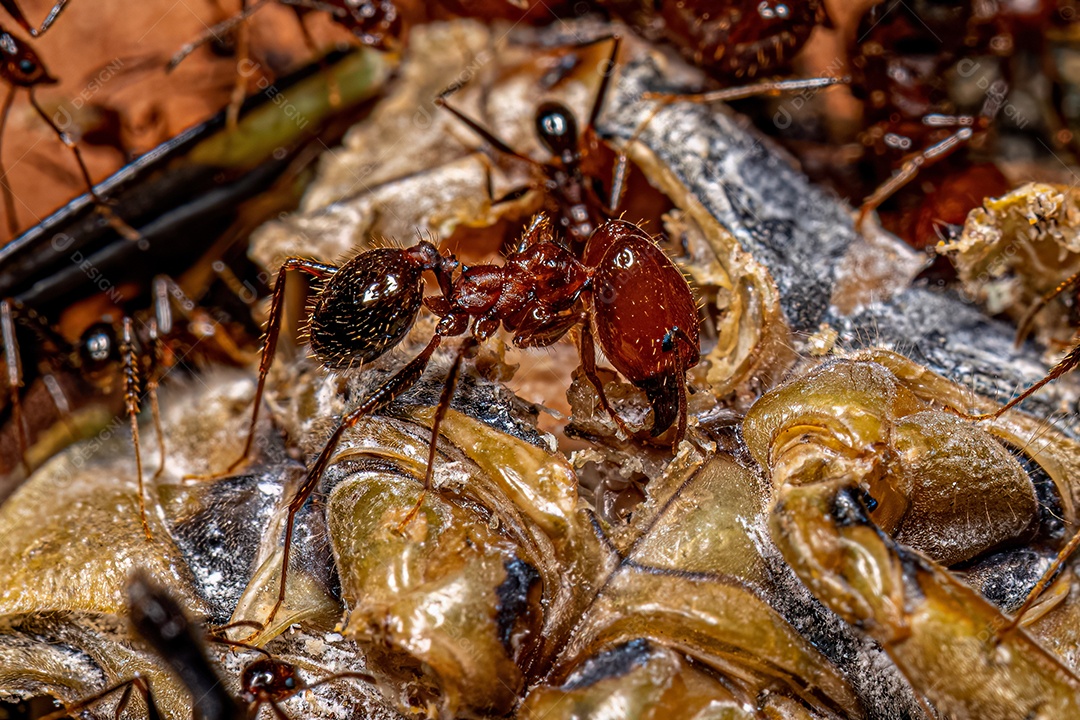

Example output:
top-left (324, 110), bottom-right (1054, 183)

top-left (17, 58), bottom-right (35, 75)
top-left (535, 101), bottom-right (578, 158)
top-left (80, 324), bottom-right (116, 367)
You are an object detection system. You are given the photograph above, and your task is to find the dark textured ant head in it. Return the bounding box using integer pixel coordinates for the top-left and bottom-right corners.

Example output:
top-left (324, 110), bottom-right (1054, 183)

top-left (0, 28), bottom-right (55, 87)
top-left (78, 322), bottom-right (119, 371)
top-left (535, 101), bottom-right (579, 163)
top-left (241, 657), bottom-right (298, 704)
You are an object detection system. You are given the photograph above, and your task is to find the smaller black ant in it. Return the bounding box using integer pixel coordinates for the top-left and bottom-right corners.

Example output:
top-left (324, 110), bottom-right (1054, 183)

top-left (436, 35), bottom-right (629, 253)
top-left (36, 572), bottom-right (375, 720)
top-left (203, 213), bottom-right (699, 632)
top-left (1, 276), bottom-right (246, 539)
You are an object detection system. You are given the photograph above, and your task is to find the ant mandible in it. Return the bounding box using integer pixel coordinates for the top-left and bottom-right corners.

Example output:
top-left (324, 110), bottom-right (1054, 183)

top-left (207, 213), bottom-right (698, 630)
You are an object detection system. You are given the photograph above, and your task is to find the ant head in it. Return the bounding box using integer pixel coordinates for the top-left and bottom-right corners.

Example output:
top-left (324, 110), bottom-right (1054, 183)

top-left (79, 322), bottom-right (119, 371)
top-left (0, 30), bottom-right (55, 87)
top-left (535, 101), bottom-right (579, 162)
top-left (242, 657), bottom-right (298, 703)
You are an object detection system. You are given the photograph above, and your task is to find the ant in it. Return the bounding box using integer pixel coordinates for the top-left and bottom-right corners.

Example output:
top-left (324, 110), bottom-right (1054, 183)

top-left (36, 572), bottom-right (374, 720)
top-left (598, 0), bottom-right (830, 80)
top-left (1, 276), bottom-right (247, 539)
top-left (0, 22), bottom-right (137, 239)
top-left (201, 213), bottom-right (698, 631)
top-left (437, 35), bottom-right (847, 255)
top-left (436, 35), bottom-right (634, 255)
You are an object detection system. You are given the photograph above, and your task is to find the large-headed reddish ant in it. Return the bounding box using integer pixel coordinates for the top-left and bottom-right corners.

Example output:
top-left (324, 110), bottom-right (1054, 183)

top-left (206, 213), bottom-right (698, 630)
top-left (36, 572), bottom-right (375, 720)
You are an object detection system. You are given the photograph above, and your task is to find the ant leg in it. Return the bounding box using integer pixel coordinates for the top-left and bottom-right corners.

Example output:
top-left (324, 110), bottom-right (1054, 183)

top-left (0, 85), bottom-right (19, 236)
top-left (999, 527), bottom-right (1080, 641)
top-left (435, 96), bottom-right (545, 171)
top-left (578, 312), bottom-right (632, 437)
top-left (27, 91), bottom-right (142, 242)
top-left (0, 0), bottom-right (72, 37)
top-left (1, 299), bottom-right (28, 471)
top-left (121, 317), bottom-right (153, 541)
top-left (144, 317), bottom-right (167, 481)
top-left (36, 677), bottom-right (159, 720)
top-left (399, 337), bottom-right (476, 530)
top-left (955, 339), bottom-right (1080, 421)
top-left (186, 258), bottom-right (339, 481)
top-left (264, 334), bottom-right (443, 630)
top-left (154, 274), bottom-right (251, 365)
top-left (856, 127), bottom-right (974, 230)
top-left (585, 35), bottom-right (621, 131)
top-left (226, 0), bottom-right (253, 131)
top-left (167, 0), bottom-right (274, 71)
top-left (641, 75), bottom-right (849, 105)
top-left (1015, 270), bottom-right (1080, 346)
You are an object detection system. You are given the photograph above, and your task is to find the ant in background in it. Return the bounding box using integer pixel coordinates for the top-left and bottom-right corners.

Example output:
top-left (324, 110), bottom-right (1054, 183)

top-left (199, 213), bottom-right (699, 631)
top-left (0, 22), bottom-right (138, 239)
top-left (597, 0), bottom-right (831, 80)
top-left (36, 572), bottom-right (374, 720)
top-left (437, 34), bottom-right (848, 256)
top-left (1, 276), bottom-right (248, 538)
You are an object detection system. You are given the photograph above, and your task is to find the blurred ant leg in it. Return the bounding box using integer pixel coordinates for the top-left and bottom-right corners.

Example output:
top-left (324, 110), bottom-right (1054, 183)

top-left (154, 274), bottom-right (251, 365)
top-left (624, 76), bottom-right (849, 214)
top-left (1, 299), bottom-right (27, 470)
top-left (266, 334), bottom-right (443, 630)
top-left (187, 258), bottom-right (338, 481)
top-left (121, 316), bottom-right (153, 541)
top-left (0, 0), bottom-right (73, 37)
top-left (144, 317), bottom-right (167, 481)
top-left (399, 337), bottom-right (476, 530)
top-left (167, 0), bottom-right (274, 71)
top-left (856, 127), bottom-right (974, 230)
top-left (1015, 270), bottom-right (1080, 346)
top-left (27, 91), bottom-right (142, 242)
top-left (226, 0), bottom-right (253, 131)
top-left (585, 35), bottom-right (621, 131)
top-left (999, 527), bottom-right (1080, 639)
top-left (641, 75), bottom-right (849, 105)
top-left (955, 340), bottom-right (1080, 421)
top-left (1, 298), bottom-right (82, 469)
top-left (578, 312), bottom-right (632, 437)
top-left (0, 85), bottom-right (19, 236)
top-left (41, 371), bottom-right (78, 439)
top-left (37, 676), bottom-right (160, 720)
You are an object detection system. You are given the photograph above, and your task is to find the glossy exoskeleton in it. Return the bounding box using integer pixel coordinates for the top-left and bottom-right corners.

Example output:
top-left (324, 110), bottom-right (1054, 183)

top-left (36, 573), bottom-right (373, 720)
top-left (211, 213), bottom-right (699, 630)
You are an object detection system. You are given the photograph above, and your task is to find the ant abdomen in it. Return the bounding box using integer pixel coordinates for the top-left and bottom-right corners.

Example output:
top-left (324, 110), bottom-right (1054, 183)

top-left (241, 657), bottom-right (298, 704)
top-left (309, 245), bottom-right (441, 369)
top-left (585, 220), bottom-right (699, 437)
